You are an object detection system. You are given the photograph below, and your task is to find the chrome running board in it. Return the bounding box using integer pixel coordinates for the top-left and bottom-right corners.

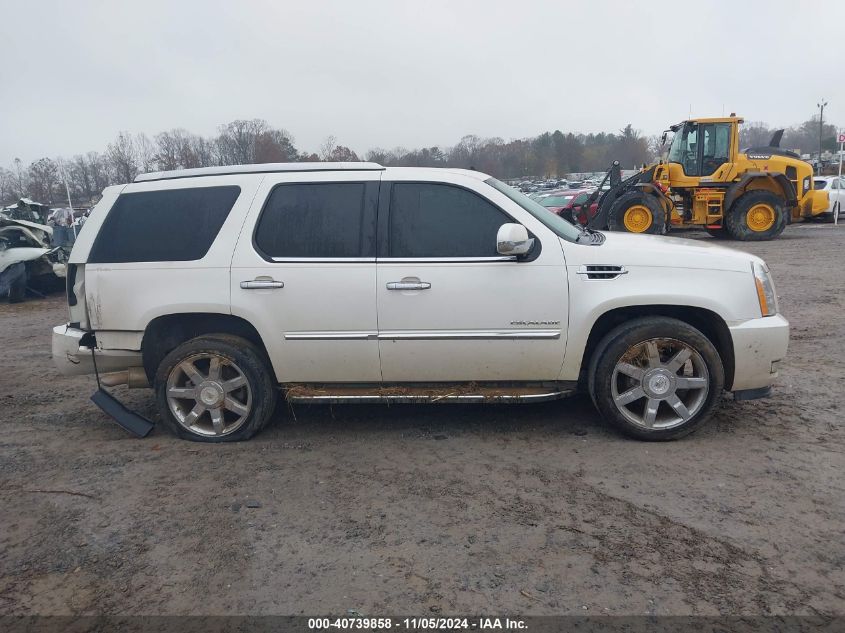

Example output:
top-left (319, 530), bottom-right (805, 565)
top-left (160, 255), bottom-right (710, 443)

top-left (283, 382), bottom-right (577, 405)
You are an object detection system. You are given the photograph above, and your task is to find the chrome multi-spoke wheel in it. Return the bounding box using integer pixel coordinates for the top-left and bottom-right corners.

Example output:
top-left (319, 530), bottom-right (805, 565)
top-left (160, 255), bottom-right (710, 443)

top-left (166, 352), bottom-right (253, 437)
top-left (611, 338), bottom-right (709, 430)
top-left (589, 317), bottom-right (724, 441)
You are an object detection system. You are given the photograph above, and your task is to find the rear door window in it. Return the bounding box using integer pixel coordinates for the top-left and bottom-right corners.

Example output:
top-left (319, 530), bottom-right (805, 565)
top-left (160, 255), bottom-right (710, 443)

top-left (88, 186), bottom-right (240, 263)
top-left (387, 183), bottom-right (512, 258)
top-left (254, 182), bottom-right (377, 259)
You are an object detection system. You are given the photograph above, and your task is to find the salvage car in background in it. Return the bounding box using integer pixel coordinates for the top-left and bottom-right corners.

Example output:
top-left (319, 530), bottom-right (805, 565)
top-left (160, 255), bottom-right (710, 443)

top-left (540, 189), bottom-right (599, 224)
top-left (0, 216), bottom-right (66, 302)
top-left (813, 177), bottom-right (843, 222)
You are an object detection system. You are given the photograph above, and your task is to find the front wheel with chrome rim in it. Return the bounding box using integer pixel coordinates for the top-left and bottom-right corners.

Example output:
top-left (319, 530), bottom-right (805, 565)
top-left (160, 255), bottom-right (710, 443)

top-left (588, 317), bottom-right (724, 440)
top-left (155, 335), bottom-right (276, 442)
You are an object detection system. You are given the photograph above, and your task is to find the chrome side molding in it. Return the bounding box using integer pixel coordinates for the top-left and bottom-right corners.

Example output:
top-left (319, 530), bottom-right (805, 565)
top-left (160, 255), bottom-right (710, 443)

top-left (284, 329), bottom-right (561, 341)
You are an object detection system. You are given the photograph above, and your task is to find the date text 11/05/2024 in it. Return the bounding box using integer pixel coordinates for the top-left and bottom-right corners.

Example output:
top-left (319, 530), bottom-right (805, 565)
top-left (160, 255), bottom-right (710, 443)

top-left (307, 617), bottom-right (527, 630)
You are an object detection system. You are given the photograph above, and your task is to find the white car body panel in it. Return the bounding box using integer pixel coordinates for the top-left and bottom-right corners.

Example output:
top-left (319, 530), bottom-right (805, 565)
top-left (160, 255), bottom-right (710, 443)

top-left (83, 175), bottom-right (262, 332)
top-left (230, 170), bottom-right (382, 383)
top-left (375, 169), bottom-right (569, 382)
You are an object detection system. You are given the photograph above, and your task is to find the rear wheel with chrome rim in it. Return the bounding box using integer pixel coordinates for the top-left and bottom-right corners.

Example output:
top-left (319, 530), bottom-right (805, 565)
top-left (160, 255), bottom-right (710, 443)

top-left (588, 317), bottom-right (724, 440)
top-left (155, 335), bottom-right (276, 442)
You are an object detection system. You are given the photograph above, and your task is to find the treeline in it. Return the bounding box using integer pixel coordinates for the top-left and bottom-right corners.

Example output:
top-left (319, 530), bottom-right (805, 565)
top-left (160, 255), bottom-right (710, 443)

top-left (1, 115), bottom-right (838, 208)
top-left (738, 117), bottom-right (839, 155)
top-left (0, 120), bottom-right (653, 207)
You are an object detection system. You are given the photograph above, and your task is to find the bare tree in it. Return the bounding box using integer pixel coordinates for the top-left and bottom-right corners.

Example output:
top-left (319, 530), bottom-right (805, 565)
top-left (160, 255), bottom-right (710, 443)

top-left (255, 129), bottom-right (298, 163)
top-left (216, 119), bottom-right (270, 165)
top-left (192, 136), bottom-right (217, 167)
top-left (739, 121), bottom-right (773, 150)
top-left (107, 132), bottom-right (138, 183)
top-left (0, 167), bottom-right (18, 205)
top-left (319, 135), bottom-right (338, 161)
top-left (135, 133), bottom-right (156, 173)
top-left (27, 158), bottom-right (60, 204)
top-left (327, 145), bottom-right (359, 162)
top-left (154, 130), bottom-right (180, 171)
top-left (67, 155), bottom-right (95, 202)
top-left (87, 151), bottom-right (111, 194)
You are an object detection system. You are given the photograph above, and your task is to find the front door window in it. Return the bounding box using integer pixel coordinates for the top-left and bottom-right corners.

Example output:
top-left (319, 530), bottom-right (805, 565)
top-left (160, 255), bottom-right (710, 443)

top-left (700, 123), bottom-right (731, 176)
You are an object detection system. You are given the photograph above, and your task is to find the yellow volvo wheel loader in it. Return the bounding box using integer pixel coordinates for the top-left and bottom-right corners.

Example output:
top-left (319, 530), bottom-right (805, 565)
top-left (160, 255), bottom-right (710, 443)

top-left (585, 116), bottom-right (829, 240)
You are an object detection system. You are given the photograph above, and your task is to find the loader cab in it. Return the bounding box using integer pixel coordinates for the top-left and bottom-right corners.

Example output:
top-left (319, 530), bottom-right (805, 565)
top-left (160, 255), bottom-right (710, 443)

top-left (666, 118), bottom-right (739, 184)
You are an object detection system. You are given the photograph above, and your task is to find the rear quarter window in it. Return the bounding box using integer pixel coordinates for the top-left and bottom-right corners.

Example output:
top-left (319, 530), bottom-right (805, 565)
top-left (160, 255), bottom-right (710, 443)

top-left (88, 186), bottom-right (240, 263)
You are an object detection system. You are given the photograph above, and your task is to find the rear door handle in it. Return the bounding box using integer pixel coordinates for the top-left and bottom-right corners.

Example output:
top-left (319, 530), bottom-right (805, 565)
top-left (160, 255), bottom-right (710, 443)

top-left (386, 281), bottom-right (431, 290)
top-left (240, 279), bottom-right (284, 289)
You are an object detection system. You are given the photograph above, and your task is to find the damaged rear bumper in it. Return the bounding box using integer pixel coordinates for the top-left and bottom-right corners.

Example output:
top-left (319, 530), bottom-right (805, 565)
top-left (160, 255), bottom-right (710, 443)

top-left (52, 324), bottom-right (142, 376)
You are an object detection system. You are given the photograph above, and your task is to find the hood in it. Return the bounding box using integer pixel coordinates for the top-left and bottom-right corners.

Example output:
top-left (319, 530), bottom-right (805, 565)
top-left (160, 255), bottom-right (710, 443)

top-left (564, 231), bottom-right (761, 273)
top-left (0, 246), bottom-right (50, 274)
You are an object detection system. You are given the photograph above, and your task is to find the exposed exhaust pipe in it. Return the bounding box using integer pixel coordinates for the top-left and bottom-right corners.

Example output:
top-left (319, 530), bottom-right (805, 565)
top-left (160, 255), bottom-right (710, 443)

top-left (99, 367), bottom-right (150, 389)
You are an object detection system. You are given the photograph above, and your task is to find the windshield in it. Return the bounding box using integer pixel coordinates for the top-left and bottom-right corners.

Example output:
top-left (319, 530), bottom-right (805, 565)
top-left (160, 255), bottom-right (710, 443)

top-left (485, 178), bottom-right (583, 242)
top-left (667, 123), bottom-right (692, 163)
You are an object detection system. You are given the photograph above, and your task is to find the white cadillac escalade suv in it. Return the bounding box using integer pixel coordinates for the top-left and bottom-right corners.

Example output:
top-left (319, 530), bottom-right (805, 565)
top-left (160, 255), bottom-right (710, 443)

top-left (52, 162), bottom-right (789, 442)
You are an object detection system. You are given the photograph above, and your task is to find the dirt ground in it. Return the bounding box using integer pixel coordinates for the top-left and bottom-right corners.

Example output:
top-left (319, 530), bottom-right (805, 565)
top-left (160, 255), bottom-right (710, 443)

top-left (1, 224), bottom-right (843, 618)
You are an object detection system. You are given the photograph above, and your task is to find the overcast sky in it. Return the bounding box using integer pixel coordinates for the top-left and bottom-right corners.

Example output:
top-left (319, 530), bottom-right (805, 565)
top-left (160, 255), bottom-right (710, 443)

top-left (1, 0), bottom-right (843, 166)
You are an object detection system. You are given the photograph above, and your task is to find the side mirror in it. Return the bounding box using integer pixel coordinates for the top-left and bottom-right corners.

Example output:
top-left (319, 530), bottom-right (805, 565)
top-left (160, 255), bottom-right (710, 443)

top-left (496, 223), bottom-right (534, 256)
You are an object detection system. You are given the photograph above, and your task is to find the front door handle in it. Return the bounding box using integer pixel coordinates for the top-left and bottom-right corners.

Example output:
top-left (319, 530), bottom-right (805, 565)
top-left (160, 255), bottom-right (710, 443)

top-left (240, 279), bottom-right (284, 289)
top-left (386, 281), bottom-right (431, 290)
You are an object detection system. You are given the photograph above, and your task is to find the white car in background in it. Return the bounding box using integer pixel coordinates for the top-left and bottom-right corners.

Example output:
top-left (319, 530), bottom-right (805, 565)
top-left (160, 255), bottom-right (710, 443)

top-left (813, 177), bottom-right (844, 222)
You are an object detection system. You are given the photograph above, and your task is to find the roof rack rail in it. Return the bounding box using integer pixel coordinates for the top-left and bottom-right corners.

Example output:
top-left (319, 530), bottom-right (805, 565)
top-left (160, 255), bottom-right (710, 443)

top-left (134, 162), bottom-right (385, 183)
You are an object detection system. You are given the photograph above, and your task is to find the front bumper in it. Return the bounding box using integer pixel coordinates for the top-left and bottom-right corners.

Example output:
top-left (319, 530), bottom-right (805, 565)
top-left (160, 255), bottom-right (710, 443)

top-left (728, 314), bottom-right (789, 391)
top-left (52, 324), bottom-right (142, 376)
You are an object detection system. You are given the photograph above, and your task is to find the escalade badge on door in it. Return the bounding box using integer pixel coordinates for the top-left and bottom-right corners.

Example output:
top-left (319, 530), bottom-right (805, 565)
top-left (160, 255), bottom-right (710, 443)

top-left (511, 320), bottom-right (560, 326)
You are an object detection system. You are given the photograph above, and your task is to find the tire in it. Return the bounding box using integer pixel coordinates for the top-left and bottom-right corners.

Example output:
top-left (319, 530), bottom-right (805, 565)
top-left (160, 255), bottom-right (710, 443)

top-left (607, 191), bottom-right (667, 235)
top-left (8, 266), bottom-right (27, 303)
top-left (725, 190), bottom-right (787, 241)
top-left (587, 317), bottom-right (724, 441)
top-left (154, 335), bottom-right (276, 442)
top-left (826, 202), bottom-right (840, 224)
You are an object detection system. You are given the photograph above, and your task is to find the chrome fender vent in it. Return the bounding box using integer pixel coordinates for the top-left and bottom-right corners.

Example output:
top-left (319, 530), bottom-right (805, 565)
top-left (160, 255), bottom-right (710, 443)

top-left (576, 265), bottom-right (628, 280)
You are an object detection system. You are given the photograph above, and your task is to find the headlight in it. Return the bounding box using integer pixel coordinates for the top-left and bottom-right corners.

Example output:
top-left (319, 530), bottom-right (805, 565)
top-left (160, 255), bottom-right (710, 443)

top-left (752, 261), bottom-right (778, 317)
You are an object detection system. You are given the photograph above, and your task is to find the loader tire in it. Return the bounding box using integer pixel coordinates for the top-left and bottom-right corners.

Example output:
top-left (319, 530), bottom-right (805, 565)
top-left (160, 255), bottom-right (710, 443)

top-left (607, 192), bottom-right (666, 235)
top-left (725, 191), bottom-right (787, 241)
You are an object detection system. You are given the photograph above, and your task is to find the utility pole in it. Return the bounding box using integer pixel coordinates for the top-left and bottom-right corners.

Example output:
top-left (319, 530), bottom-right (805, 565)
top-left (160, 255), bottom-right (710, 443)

top-left (817, 99), bottom-right (827, 175)
top-left (13, 157), bottom-right (24, 198)
top-left (58, 158), bottom-right (78, 238)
